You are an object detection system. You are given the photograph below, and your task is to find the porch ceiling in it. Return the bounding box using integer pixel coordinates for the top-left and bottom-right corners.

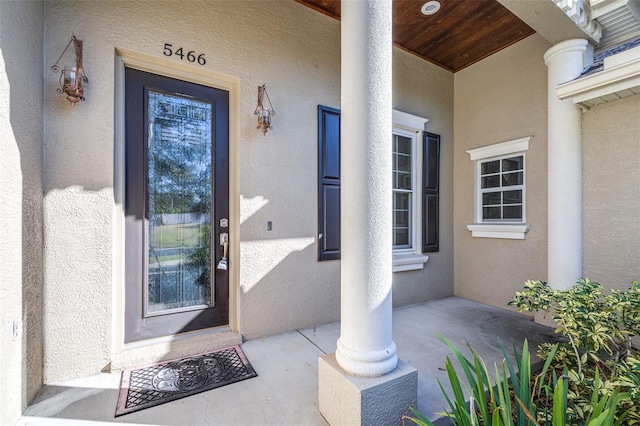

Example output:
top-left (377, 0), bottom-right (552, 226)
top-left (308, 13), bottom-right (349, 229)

top-left (296, 0), bottom-right (535, 72)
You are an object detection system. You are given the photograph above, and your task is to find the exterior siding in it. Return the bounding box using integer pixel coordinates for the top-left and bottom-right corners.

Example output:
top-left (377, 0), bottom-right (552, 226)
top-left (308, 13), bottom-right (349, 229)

top-left (392, 48), bottom-right (455, 306)
top-left (453, 34), bottom-right (550, 310)
top-left (42, 0), bottom-right (455, 382)
top-left (0, 0), bottom-right (44, 423)
top-left (583, 95), bottom-right (640, 288)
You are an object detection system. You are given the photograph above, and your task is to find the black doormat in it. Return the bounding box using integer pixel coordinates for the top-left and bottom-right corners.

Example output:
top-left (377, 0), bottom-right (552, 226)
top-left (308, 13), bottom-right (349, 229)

top-left (115, 344), bottom-right (257, 417)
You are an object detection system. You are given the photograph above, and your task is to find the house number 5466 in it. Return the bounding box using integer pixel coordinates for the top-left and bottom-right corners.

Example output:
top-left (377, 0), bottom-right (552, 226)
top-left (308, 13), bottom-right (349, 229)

top-left (163, 43), bottom-right (206, 65)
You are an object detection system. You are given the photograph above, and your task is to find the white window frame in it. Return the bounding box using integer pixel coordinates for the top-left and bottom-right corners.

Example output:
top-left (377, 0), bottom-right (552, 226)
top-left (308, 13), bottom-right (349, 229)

top-left (392, 110), bottom-right (430, 272)
top-left (466, 137), bottom-right (531, 240)
top-left (392, 127), bottom-right (418, 253)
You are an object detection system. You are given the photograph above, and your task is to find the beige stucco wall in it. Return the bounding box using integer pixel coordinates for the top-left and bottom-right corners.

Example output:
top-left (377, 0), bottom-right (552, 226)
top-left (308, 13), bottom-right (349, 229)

top-left (583, 95), bottom-right (640, 288)
top-left (42, 0), bottom-right (454, 382)
top-left (453, 34), bottom-right (550, 309)
top-left (392, 48), bottom-right (455, 306)
top-left (0, 0), bottom-right (44, 423)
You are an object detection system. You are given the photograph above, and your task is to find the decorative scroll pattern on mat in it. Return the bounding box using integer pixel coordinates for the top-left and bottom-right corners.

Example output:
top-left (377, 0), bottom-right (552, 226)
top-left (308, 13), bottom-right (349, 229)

top-left (116, 345), bottom-right (257, 416)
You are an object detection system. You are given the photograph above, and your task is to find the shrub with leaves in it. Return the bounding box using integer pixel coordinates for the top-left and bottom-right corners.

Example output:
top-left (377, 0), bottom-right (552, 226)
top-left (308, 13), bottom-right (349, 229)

top-left (403, 335), bottom-right (627, 426)
top-left (509, 278), bottom-right (640, 424)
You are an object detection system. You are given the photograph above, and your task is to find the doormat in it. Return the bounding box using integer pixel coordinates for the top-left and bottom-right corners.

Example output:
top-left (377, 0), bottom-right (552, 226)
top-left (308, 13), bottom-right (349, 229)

top-left (115, 344), bottom-right (257, 417)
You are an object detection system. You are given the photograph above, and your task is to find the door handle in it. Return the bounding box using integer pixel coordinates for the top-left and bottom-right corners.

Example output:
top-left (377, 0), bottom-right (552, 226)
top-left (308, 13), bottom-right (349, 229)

top-left (217, 232), bottom-right (229, 270)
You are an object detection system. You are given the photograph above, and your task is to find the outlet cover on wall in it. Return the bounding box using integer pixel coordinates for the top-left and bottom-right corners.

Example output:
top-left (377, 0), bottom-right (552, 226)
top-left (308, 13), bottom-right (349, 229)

top-left (13, 319), bottom-right (23, 339)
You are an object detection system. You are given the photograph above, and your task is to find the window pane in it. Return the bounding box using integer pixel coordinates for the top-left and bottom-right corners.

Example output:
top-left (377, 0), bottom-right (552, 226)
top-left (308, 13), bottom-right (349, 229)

top-left (396, 135), bottom-right (411, 155)
top-left (397, 153), bottom-right (411, 173)
top-left (395, 192), bottom-right (410, 209)
top-left (397, 172), bottom-right (412, 190)
top-left (502, 172), bottom-right (523, 186)
top-left (393, 190), bottom-right (411, 248)
top-left (393, 133), bottom-right (412, 190)
top-left (482, 206), bottom-right (501, 220)
top-left (503, 190), bottom-right (522, 204)
top-left (481, 175), bottom-right (500, 188)
top-left (481, 160), bottom-right (500, 175)
top-left (394, 209), bottom-right (409, 227)
top-left (147, 90), bottom-right (212, 314)
top-left (482, 192), bottom-right (501, 206)
top-left (503, 205), bottom-right (522, 219)
top-left (394, 228), bottom-right (410, 246)
top-left (502, 156), bottom-right (523, 172)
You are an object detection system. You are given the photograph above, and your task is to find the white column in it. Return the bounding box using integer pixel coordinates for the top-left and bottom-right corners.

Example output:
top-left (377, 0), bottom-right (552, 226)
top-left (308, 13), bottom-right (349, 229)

top-left (544, 39), bottom-right (588, 289)
top-left (336, 0), bottom-right (397, 377)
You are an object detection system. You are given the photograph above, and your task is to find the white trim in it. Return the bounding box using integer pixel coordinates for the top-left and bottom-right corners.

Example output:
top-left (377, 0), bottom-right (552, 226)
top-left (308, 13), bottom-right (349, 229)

top-left (391, 110), bottom-right (430, 272)
top-left (392, 110), bottom-right (428, 132)
top-left (605, 46), bottom-right (640, 69)
top-left (392, 253), bottom-right (429, 272)
top-left (557, 49), bottom-right (640, 107)
top-left (467, 224), bottom-right (531, 240)
top-left (466, 137), bottom-right (531, 161)
top-left (112, 48), bottom-right (241, 357)
top-left (467, 137), bottom-right (531, 239)
top-left (392, 127), bottom-right (419, 254)
top-left (475, 154), bottom-right (526, 224)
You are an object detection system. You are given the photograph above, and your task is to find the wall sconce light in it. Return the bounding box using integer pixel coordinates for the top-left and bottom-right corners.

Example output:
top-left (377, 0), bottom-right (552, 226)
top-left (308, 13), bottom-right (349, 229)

top-left (254, 84), bottom-right (275, 136)
top-left (51, 34), bottom-right (88, 107)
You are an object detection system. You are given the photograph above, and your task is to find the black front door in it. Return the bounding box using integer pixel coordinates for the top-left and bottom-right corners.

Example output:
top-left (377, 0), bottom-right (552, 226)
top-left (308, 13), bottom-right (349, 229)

top-left (124, 68), bottom-right (229, 343)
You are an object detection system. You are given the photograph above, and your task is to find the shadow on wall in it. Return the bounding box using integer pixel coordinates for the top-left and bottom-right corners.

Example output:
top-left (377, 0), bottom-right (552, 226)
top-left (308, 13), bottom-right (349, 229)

top-left (0, 0), bottom-right (45, 414)
top-left (176, 238), bottom-right (340, 339)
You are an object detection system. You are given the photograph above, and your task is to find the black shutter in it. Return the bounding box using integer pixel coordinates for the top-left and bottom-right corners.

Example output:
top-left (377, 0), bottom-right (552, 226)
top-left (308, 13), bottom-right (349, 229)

top-left (318, 105), bottom-right (341, 260)
top-left (423, 132), bottom-right (440, 253)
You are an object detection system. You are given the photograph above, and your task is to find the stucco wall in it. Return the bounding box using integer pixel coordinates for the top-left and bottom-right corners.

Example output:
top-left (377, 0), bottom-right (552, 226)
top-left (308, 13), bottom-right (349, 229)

top-left (583, 95), bottom-right (640, 288)
top-left (42, 0), bottom-right (454, 382)
top-left (392, 48), bottom-right (455, 306)
top-left (0, 0), bottom-right (44, 423)
top-left (453, 34), bottom-right (550, 309)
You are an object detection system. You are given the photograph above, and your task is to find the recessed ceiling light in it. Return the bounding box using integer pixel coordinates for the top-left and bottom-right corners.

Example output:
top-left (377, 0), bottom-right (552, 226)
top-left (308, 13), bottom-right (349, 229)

top-left (421, 0), bottom-right (441, 15)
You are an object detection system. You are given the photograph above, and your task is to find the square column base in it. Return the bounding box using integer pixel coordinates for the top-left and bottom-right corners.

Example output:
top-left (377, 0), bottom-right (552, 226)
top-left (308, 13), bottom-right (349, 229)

top-left (318, 353), bottom-right (418, 426)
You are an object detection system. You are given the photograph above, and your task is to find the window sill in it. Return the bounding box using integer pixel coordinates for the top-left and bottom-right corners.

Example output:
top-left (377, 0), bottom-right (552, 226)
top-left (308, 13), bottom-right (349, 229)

top-left (467, 224), bottom-right (531, 240)
top-left (393, 253), bottom-right (429, 272)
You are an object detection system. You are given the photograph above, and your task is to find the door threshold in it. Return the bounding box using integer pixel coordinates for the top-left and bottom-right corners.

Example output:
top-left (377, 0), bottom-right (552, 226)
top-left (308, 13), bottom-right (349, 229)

top-left (112, 327), bottom-right (242, 372)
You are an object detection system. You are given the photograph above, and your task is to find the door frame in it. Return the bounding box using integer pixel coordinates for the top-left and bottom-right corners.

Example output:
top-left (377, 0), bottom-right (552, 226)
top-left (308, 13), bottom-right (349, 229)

top-left (113, 48), bottom-right (240, 351)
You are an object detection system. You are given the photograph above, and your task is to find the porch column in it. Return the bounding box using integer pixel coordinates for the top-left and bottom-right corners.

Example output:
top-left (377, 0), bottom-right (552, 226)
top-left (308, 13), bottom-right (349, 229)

top-left (544, 39), bottom-right (588, 289)
top-left (337, 0), bottom-right (396, 378)
top-left (318, 0), bottom-right (417, 424)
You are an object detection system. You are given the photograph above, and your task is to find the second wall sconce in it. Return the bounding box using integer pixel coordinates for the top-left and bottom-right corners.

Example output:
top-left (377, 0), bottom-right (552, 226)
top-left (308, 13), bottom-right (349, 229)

top-left (254, 84), bottom-right (275, 136)
top-left (51, 34), bottom-right (88, 107)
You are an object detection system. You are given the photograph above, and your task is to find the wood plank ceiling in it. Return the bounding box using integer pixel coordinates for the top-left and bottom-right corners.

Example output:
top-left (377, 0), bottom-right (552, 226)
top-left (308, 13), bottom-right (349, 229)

top-left (296, 0), bottom-right (535, 72)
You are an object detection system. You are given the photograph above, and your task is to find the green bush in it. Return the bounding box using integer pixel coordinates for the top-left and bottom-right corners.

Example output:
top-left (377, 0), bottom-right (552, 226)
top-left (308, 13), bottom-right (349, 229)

top-left (404, 278), bottom-right (639, 425)
top-left (403, 334), bottom-right (627, 426)
top-left (509, 278), bottom-right (640, 424)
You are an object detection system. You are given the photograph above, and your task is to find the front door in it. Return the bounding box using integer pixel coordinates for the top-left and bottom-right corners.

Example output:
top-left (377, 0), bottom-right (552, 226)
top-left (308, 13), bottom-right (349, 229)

top-left (124, 68), bottom-right (229, 343)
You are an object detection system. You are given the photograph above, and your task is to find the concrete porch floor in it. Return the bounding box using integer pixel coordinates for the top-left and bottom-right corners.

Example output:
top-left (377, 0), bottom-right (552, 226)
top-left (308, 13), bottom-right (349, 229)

top-left (18, 297), bottom-right (556, 426)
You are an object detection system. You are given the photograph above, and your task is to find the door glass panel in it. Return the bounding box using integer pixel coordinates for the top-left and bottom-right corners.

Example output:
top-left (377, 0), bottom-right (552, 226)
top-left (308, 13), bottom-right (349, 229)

top-left (146, 90), bottom-right (213, 315)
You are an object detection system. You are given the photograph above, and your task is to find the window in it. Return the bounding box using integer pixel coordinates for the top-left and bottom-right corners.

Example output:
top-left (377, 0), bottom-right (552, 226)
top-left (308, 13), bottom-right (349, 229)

top-left (479, 155), bottom-right (524, 222)
top-left (392, 129), bottom-right (416, 250)
top-left (467, 137), bottom-right (531, 240)
top-left (318, 107), bottom-right (438, 271)
top-left (390, 110), bottom-right (434, 272)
